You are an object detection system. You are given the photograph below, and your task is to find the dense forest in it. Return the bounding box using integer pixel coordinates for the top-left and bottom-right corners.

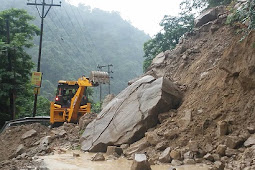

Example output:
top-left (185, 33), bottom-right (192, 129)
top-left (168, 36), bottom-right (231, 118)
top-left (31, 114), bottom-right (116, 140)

top-left (0, 0), bottom-right (149, 125)
top-left (0, 0), bottom-right (150, 100)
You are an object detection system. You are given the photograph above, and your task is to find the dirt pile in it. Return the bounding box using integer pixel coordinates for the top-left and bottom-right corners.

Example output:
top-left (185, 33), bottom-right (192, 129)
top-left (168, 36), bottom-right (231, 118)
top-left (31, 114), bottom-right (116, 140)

top-left (0, 122), bottom-right (81, 170)
top-left (123, 11), bottom-right (255, 169)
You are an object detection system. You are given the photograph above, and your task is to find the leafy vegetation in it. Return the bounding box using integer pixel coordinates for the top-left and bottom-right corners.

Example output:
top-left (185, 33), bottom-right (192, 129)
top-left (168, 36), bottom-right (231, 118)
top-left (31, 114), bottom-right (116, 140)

top-left (226, 0), bottom-right (255, 31)
top-left (143, 14), bottom-right (194, 71)
top-left (143, 0), bottom-right (235, 71)
top-left (0, 9), bottom-right (38, 126)
top-left (0, 0), bottom-right (150, 101)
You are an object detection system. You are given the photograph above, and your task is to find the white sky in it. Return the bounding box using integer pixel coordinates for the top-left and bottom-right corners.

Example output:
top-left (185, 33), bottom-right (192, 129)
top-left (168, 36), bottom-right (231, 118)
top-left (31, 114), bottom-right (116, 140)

top-left (67, 0), bottom-right (181, 36)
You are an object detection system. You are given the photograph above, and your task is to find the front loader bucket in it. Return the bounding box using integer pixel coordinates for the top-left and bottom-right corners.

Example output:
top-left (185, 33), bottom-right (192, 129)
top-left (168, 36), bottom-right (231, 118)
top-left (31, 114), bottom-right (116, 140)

top-left (89, 71), bottom-right (110, 85)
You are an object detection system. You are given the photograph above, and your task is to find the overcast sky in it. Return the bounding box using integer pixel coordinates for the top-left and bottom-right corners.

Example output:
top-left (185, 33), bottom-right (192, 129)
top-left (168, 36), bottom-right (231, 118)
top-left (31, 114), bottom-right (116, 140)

top-left (67, 0), bottom-right (181, 36)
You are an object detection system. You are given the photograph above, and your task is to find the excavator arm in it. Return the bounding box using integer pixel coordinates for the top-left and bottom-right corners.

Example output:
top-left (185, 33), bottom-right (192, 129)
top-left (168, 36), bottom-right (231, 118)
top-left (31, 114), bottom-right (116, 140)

top-left (67, 76), bottom-right (92, 122)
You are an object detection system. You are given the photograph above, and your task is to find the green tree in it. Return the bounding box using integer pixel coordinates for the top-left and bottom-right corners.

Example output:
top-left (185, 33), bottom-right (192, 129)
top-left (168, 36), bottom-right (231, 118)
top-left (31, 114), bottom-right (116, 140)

top-left (0, 8), bottom-right (39, 126)
top-left (143, 14), bottom-right (194, 71)
top-left (180, 0), bottom-right (232, 13)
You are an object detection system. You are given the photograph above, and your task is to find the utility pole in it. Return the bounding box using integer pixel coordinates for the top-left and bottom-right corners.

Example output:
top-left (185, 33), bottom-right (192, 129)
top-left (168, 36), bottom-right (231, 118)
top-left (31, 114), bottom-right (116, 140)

top-left (107, 64), bottom-right (113, 94)
top-left (97, 64), bottom-right (106, 104)
top-left (27, 0), bottom-right (61, 117)
top-left (6, 17), bottom-right (15, 120)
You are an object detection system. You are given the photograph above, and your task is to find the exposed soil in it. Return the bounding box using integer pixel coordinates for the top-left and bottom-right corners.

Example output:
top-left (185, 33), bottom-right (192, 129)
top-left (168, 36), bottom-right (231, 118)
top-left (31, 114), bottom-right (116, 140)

top-left (124, 17), bottom-right (255, 169)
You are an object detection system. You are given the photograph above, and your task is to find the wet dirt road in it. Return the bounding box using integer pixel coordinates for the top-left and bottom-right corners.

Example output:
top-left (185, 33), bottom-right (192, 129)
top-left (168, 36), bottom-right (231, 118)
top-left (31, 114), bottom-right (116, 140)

top-left (40, 150), bottom-right (209, 170)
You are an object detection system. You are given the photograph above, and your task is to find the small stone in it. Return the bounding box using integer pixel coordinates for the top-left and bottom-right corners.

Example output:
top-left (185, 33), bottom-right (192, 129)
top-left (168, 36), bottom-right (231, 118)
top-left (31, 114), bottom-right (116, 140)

top-left (189, 141), bottom-right (199, 152)
top-left (214, 161), bottom-right (225, 170)
top-left (51, 129), bottom-right (66, 137)
top-left (91, 153), bottom-right (105, 161)
top-left (225, 148), bottom-right (239, 157)
top-left (212, 154), bottom-right (220, 161)
top-left (155, 141), bottom-right (168, 151)
top-left (170, 149), bottom-right (181, 160)
top-left (183, 151), bottom-right (194, 159)
top-left (16, 144), bottom-right (25, 156)
top-left (203, 153), bottom-right (214, 162)
top-left (183, 159), bottom-right (196, 165)
top-left (244, 134), bottom-right (255, 147)
top-left (158, 147), bottom-right (171, 163)
top-left (171, 159), bottom-right (183, 166)
top-left (21, 129), bottom-right (37, 140)
top-left (217, 121), bottom-right (228, 136)
top-left (131, 154), bottom-right (151, 170)
top-left (247, 126), bottom-right (255, 134)
top-left (73, 153), bottom-right (80, 157)
top-left (225, 136), bottom-right (244, 149)
top-left (216, 145), bottom-right (226, 156)
top-left (145, 132), bottom-right (160, 146)
top-left (40, 136), bottom-right (52, 146)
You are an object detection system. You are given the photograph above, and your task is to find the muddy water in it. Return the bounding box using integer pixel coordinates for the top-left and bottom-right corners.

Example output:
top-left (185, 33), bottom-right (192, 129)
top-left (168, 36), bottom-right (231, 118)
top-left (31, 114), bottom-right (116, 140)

top-left (40, 151), bottom-right (209, 170)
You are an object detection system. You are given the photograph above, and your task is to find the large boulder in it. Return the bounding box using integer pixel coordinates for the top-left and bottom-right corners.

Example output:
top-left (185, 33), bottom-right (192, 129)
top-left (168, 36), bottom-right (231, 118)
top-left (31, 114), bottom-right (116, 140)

top-left (195, 6), bottom-right (225, 27)
top-left (81, 75), bottom-right (182, 152)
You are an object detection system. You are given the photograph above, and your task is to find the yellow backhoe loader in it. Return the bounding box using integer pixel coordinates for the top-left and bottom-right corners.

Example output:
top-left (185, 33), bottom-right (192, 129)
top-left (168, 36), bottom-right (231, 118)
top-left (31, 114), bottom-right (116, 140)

top-left (50, 71), bottom-right (109, 126)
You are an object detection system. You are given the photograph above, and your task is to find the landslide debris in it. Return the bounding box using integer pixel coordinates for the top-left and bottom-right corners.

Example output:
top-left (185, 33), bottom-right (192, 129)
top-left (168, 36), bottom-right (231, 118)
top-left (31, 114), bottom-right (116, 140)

top-left (123, 5), bottom-right (255, 170)
top-left (0, 122), bottom-right (81, 169)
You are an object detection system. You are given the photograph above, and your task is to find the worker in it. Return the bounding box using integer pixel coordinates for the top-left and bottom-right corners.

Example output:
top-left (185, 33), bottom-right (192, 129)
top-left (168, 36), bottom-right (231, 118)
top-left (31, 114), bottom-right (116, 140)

top-left (68, 89), bottom-right (74, 99)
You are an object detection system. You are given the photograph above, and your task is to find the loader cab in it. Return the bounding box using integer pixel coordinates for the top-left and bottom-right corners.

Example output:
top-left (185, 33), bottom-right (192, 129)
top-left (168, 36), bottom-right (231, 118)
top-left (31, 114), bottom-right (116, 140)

top-left (54, 80), bottom-right (88, 107)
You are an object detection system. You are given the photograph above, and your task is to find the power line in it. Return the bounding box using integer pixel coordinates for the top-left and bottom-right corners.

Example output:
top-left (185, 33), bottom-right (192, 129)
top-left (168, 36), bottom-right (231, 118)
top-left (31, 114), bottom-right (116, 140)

top-left (27, 0), bottom-right (61, 117)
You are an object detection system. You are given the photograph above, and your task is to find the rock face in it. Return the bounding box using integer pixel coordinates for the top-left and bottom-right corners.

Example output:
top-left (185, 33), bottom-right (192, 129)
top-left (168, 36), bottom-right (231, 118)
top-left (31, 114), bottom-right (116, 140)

top-left (102, 94), bottom-right (115, 109)
top-left (81, 75), bottom-right (182, 152)
top-left (195, 6), bottom-right (225, 27)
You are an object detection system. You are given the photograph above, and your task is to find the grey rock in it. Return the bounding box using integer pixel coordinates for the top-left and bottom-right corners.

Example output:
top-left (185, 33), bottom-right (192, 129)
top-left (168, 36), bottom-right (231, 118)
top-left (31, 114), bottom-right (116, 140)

top-left (131, 154), bottom-right (151, 170)
top-left (124, 138), bottom-right (150, 156)
top-left (183, 151), bottom-right (194, 159)
top-left (106, 146), bottom-right (122, 156)
top-left (214, 161), bottom-right (225, 170)
top-left (78, 113), bottom-right (97, 131)
top-left (203, 153), bottom-right (214, 162)
top-left (73, 153), bottom-right (80, 157)
top-left (21, 129), bottom-right (37, 140)
top-left (217, 121), bottom-right (228, 136)
top-left (16, 144), bottom-right (25, 156)
top-left (216, 145), bottom-right (226, 156)
top-left (51, 129), bottom-right (66, 137)
top-left (40, 136), bottom-right (52, 146)
top-left (183, 159), bottom-right (196, 165)
top-left (171, 159), bottom-right (183, 166)
top-left (225, 148), bottom-right (239, 157)
top-left (247, 126), bottom-right (255, 134)
top-left (91, 153), bottom-right (105, 161)
top-left (155, 141), bottom-right (168, 151)
top-left (102, 94), bottom-right (115, 109)
top-left (151, 52), bottom-right (165, 65)
top-left (244, 134), bottom-right (255, 147)
top-left (212, 153), bottom-right (220, 161)
top-left (225, 135), bottom-right (244, 149)
top-left (158, 147), bottom-right (171, 163)
top-left (189, 141), bottom-right (199, 152)
top-left (195, 6), bottom-right (225, 27)
top-left (81, 76), bottom-right (182, 152)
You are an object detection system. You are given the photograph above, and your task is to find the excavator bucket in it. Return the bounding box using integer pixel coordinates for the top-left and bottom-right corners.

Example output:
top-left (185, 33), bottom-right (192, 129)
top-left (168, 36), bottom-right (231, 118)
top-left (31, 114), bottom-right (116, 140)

top-left (89, 71), bottom-right (110, 85)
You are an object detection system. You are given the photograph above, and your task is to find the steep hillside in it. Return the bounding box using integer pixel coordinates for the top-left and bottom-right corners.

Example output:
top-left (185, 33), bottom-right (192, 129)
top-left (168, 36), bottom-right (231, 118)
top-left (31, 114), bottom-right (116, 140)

top-left (0, 0), bottom-right (150, 100)
top-left (125, 8), bottom-right (255, 169)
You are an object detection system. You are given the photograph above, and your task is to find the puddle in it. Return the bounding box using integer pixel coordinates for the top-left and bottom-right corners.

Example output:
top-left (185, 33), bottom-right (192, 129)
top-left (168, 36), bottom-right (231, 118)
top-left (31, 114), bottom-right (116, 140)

top-left (40, 150), bottom-right (209, 170)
